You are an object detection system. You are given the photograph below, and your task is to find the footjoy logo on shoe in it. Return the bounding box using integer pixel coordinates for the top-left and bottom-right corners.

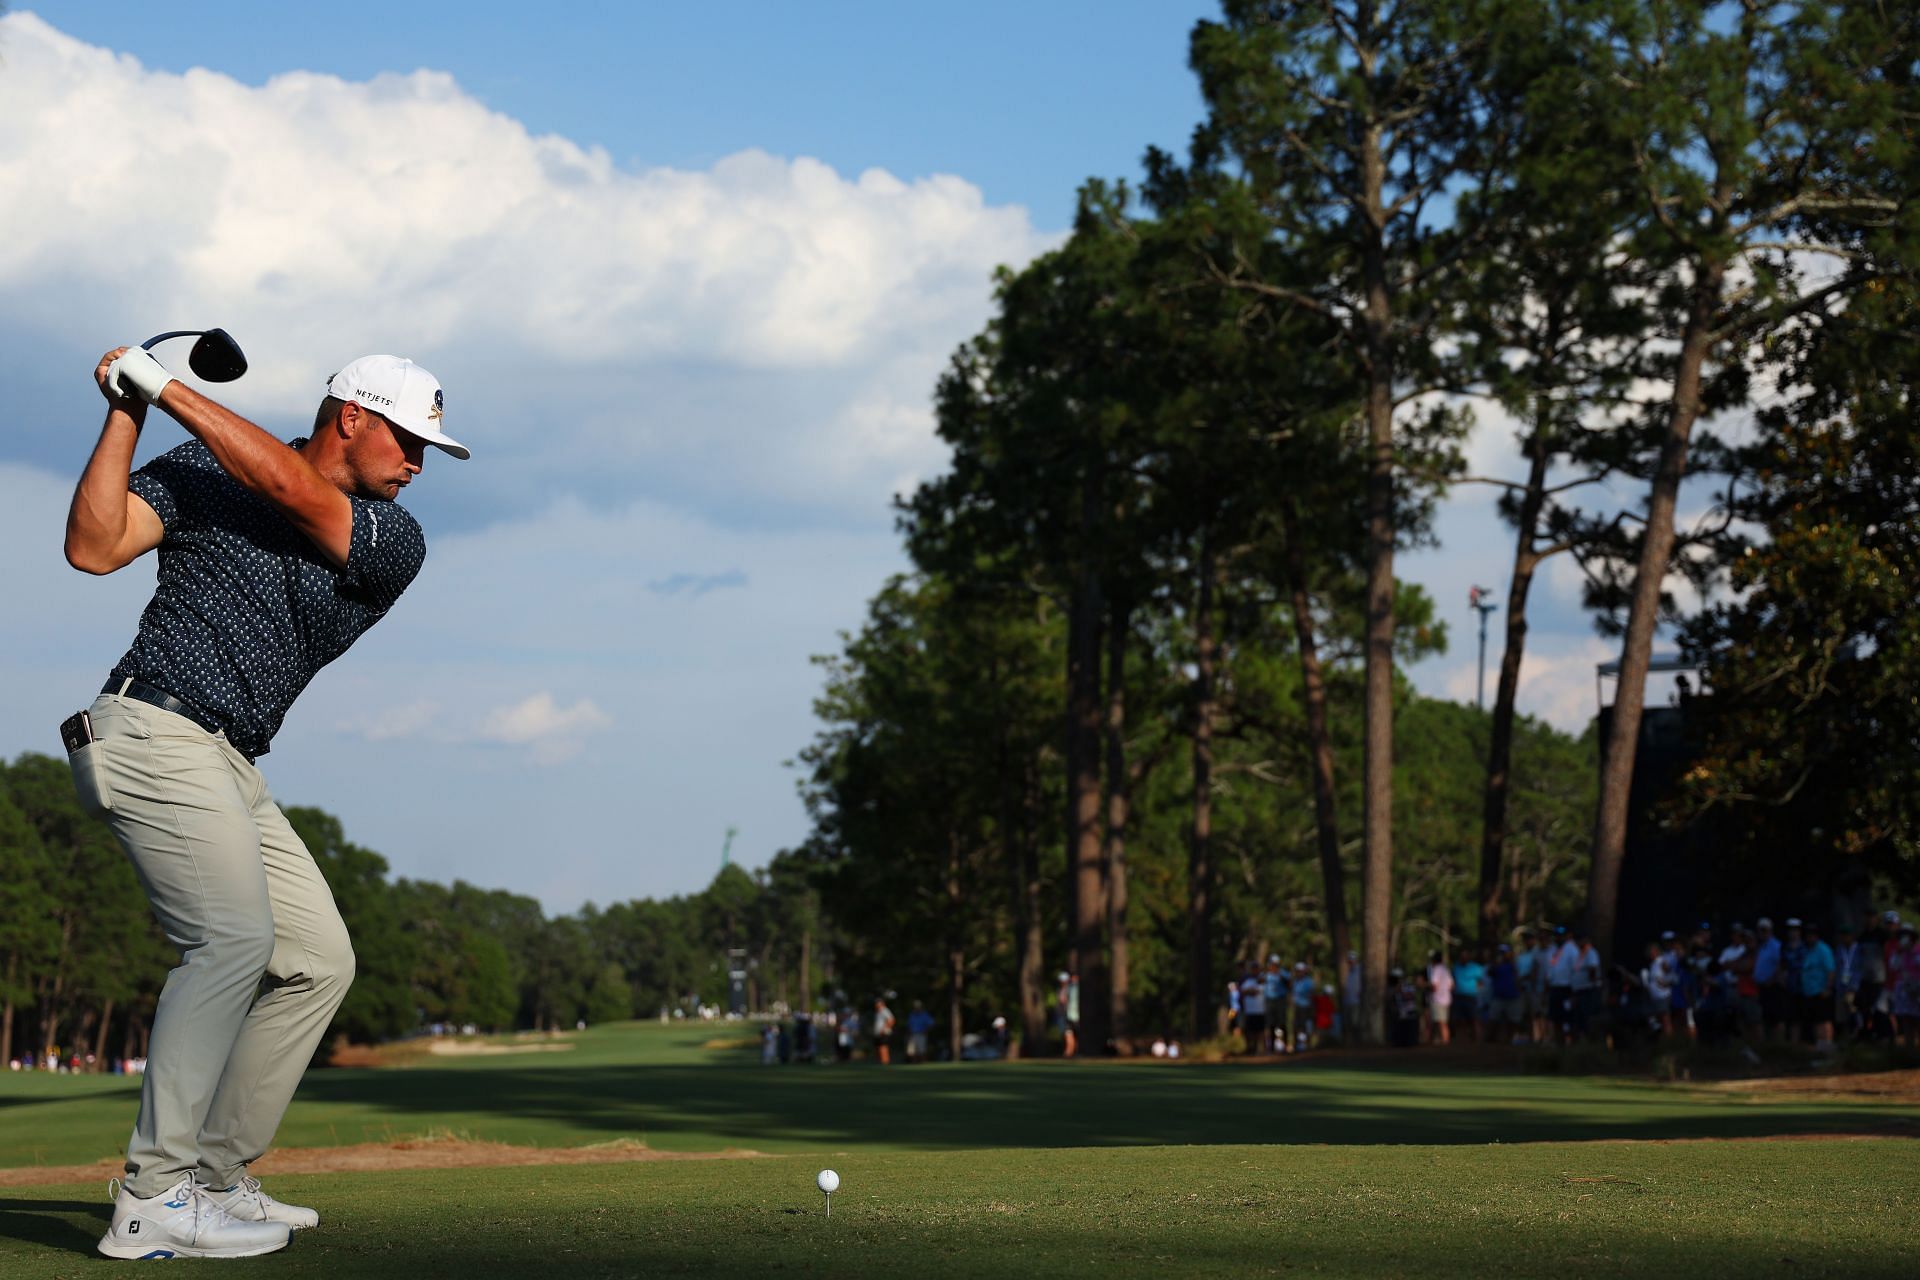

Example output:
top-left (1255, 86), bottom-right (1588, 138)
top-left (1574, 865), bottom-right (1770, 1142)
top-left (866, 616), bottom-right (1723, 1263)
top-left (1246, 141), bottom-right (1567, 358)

top-left (127, 1221), bottom-right (139, 1234)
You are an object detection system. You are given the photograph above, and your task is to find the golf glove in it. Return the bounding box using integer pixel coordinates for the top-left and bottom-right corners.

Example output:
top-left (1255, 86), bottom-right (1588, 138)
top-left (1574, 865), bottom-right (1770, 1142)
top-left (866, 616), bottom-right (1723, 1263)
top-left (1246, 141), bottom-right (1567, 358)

top-left (107, 348), bottom-right (175, 406)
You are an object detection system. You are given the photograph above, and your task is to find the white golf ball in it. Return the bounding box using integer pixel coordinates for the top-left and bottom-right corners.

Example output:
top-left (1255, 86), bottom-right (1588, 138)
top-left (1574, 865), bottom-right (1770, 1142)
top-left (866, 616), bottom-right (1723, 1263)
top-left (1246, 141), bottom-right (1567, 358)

top-left (817, 1169), bottom-right (840, 1194)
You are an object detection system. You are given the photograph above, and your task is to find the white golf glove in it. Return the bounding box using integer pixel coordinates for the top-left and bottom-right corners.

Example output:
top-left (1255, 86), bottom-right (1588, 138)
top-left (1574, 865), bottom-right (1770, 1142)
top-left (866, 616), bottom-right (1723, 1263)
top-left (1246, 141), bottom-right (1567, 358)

top-left (107, 348), bottom-right (175, 406)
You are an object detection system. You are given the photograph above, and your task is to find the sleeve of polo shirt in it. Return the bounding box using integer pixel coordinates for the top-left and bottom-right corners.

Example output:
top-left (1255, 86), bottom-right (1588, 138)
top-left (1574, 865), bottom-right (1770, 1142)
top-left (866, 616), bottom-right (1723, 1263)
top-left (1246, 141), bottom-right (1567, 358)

top-left (127, 443), bottom-right (200, 532)
top-left (343, 497), bottom-right (427, 607)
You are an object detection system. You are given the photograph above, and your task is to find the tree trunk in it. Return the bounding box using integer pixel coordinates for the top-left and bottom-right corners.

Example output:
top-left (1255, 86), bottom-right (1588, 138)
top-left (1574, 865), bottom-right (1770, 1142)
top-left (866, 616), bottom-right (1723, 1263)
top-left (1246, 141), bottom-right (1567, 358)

top-left (1104, 598), bottom-right (1133, 1054)
top-left (1589, 258), bottom-right (1726, 961)
top-left (1, 953), bottom-right (15, 1065)
top-left (1004, 737), bottom-right (1047, 1058)
top-left (1018, 789), bottom-right (1048, 1058)
top-left (1188, 539), bottom-right (1219, 1040)
top-left (1066, 542), bottom-right (1108, 1049)
top-left (798, 927), bottom-right (812, 1014)
top-left (93, 999), bottom-right (115, 1069)
top-left (1478, 430), bottom-right (1552, 946)
top-left (1281, 501), bottom-right (1350, 975)
top-left (1357, 114), bottom-right (1397, 1047)
top-left (946, 835), bottom-right (966, 1064)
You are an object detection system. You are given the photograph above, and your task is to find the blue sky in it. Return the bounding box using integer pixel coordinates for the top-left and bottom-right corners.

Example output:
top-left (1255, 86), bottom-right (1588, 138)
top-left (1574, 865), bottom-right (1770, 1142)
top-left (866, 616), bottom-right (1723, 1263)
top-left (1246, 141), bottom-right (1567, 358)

top-left (38, 1), bottom-right (1214, 229)
top-left (0, 6), bottom-right (1682, 911)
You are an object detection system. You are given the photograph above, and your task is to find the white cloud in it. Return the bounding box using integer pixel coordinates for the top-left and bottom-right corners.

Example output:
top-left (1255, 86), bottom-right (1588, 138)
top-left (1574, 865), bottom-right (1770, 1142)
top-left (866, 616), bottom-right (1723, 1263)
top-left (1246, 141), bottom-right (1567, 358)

top-left (339, 699), bottom-right (441, 743)
top-left (336, 689), bottom-right (613, 764)
top-left (0, 11), bottom-right (1051, 519)
top-left (475, 693), bottom-right (612, 763)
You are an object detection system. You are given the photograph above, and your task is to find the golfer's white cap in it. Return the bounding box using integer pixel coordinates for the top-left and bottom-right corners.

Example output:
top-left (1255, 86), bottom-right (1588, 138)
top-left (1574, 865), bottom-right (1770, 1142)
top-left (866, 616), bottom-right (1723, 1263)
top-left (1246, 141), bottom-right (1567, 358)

top-left (328, 355), bottom-right (469, 460)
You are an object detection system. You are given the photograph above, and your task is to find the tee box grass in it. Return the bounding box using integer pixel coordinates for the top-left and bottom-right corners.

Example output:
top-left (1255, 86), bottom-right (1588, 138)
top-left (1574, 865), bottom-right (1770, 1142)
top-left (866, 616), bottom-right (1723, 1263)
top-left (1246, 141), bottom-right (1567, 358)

top-left (0, 1023), bottom-right (1913, 1277)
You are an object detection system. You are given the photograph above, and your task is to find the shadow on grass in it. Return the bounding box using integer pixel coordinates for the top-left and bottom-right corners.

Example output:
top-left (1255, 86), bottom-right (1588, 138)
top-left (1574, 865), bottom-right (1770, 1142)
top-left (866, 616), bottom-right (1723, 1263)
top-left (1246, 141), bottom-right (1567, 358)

top-left (282, 1233), bottom-right (1916, 1280)
top-left (0, 1198), bottom-right (101, 1255)
top-left (282, 1057), bottom-right (1920, 1151)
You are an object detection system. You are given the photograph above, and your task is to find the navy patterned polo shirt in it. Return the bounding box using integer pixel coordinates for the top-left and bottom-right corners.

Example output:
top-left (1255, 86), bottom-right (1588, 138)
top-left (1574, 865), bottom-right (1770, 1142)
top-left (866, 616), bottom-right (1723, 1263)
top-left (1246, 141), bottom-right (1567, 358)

top-left (109, 438), bottom-right (427, 759)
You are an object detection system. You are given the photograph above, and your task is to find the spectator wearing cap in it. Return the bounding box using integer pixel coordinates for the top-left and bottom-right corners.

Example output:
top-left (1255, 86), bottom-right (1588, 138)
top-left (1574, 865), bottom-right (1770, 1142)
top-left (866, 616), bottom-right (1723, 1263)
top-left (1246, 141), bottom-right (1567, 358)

top-left (1752, 918), bottom-right (1785, 1039)
top-left (871, 997), bottom-right (896, 1065)
top-left (1451, 947), bottom-right (1488, 1044)
top-left (1857, 912), bottom-right (1895, 1040)
top-left (1721, 925), bottom-right (1763, 1049)
top-left (1290, 962), bottom-right (1317, 1051)
top-left (905, 1000), bottom-right (936, 1063)
top-left (1835, 924), bottom-right (1865, 1041)
top-left (1055, 972), bottom-right (1079, 1058)
top-left (1388, 967), bottom-right (1421, 1048)
top-left (1546, 927), bottom-right (1578, 1043)
top-left (1661, 932), bottom-right (1695, 1040)
top-left (1237, 962), bottom-right (1268, 1055)
top-left (1567, 930), bottom-right (1603, 1039)
top-left (1263, 956), bottom-right (1290, 1053)
top-left (1688, 922), bottom-right (1715, 990)
top-left (1890, 922), bottom-right (1920, 1047)
top-left (1520, 930), bottom-right (1553, 1045)
top-left (1487, 944), bottom-right (1523, 1042)
top-left (1425, 951), bottom-right (1454, 1046)
top-left (1643, 939), bottom-right (1676, 1038)
top-left (1780, 919), bottom-right (1809, 1042)
top-left (1798, 922), bottom-right (1836, 1051)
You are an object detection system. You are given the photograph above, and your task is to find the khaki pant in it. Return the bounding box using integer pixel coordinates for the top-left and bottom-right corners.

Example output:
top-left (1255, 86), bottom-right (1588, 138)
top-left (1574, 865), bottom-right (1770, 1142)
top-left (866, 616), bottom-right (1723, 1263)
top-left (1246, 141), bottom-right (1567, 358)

top-left (70, 692), bottom-right (354, 1196)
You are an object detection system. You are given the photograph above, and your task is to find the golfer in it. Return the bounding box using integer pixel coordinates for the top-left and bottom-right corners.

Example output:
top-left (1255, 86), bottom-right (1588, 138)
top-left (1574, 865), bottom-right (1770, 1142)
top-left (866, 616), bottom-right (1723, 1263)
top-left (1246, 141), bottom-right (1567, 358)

top-left (63, 343), bottom-right (468, 1259)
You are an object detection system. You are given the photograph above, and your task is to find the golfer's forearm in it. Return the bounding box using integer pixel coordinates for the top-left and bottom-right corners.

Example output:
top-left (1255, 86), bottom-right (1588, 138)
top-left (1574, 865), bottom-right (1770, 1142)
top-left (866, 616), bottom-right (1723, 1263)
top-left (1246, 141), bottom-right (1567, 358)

top-left (157, 383), bottom-right (323, 506)
top-left (66, 409), bottom-right (143, 572)
top-left (155, 382), bottom-right (351, 565)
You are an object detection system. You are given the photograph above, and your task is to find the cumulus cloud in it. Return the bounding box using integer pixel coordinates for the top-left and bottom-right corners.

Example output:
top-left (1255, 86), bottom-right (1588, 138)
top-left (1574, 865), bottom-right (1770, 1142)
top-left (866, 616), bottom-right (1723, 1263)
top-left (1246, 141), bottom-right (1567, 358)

top-left (339, 699), bottom-right (441, 743)
top-left (335, 688), bottom-right (612, 764)
top-left (0, 11), bottom-right (1051, 522)
top-left (475, 693), bottom-right (612, 763)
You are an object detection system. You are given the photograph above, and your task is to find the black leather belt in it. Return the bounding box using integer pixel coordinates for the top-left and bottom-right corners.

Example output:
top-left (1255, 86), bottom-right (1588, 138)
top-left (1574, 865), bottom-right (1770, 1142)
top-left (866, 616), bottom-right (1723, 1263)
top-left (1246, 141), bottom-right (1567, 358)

top-left (102, 677), bottom-right (226, 738)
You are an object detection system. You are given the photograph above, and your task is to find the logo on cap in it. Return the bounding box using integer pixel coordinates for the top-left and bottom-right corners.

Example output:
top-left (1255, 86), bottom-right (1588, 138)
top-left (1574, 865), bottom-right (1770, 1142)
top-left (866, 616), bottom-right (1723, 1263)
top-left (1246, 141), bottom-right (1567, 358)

top-left (429, 388), bottom-right (445, 422)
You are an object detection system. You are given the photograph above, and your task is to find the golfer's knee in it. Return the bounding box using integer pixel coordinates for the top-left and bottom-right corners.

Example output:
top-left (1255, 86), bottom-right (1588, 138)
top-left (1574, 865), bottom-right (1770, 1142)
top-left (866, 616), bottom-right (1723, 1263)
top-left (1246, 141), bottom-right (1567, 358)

top-left (221, 921), bottom-right (276, 980)
top-left (311, 927), bottom-right (356, 995)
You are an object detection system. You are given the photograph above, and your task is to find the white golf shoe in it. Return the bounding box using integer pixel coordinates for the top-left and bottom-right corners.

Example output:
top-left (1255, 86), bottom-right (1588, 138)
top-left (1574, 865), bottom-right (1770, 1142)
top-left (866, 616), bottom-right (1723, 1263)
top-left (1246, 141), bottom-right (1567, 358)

top-left (206, 1174), bottom-right (321, 1229)
top-left (97, 1173), bottom-right (291, 1259)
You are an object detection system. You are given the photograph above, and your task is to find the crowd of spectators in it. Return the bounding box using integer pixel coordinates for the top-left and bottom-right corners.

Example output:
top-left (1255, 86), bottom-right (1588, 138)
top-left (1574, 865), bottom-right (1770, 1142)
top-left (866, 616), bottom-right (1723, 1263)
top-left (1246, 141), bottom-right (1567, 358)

top-left (751, 908), bottom-right (1919, 1065)
top-left (7, 1048), bottom-right (147, 1074)
top-left (1228, 954), bottom-right (1352, 1054)
top-left (1363, 910), bottom-right (1920, 1056)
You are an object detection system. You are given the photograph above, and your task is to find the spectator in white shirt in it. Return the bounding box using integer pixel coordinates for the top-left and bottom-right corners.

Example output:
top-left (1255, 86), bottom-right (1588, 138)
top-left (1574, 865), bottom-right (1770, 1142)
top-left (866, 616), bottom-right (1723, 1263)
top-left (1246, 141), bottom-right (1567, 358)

top-left (1426, 951), bottom-right (1454, 1046)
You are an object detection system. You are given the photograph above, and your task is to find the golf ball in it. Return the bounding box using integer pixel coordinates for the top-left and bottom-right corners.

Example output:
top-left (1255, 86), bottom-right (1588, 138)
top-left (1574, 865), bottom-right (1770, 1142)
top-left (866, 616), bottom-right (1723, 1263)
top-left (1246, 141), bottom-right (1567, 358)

top-left (817, 1169), bottom-right (840, 1194)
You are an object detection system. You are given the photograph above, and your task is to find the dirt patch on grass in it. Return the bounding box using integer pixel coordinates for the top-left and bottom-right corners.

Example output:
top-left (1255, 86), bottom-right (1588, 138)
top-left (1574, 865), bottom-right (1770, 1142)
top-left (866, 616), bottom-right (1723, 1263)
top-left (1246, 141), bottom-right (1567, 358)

top-left (0, 1136), bottom-right (766, 1188)
top-left (422, 1040), bottom-right (575, 1058)
top-left (1701, 1068), bottom-right (1920, 1103)
top-left (1576, 1130), bottom-right (1920, 1147)
top-left (326, 1034), bottom-right (577, 1068)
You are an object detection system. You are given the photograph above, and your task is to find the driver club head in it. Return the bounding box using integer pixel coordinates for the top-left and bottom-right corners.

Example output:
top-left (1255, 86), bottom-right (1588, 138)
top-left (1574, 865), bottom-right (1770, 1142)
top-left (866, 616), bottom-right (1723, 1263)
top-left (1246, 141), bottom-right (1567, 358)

top-left (139, 328), bottom-right (248, 383)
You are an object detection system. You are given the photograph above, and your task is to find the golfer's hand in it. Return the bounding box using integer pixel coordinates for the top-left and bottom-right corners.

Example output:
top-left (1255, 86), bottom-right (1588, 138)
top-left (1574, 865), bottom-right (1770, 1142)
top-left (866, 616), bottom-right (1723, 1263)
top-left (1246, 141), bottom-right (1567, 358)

top-left (103, 346), bottom-right (175, 407)
top-left (95, 347), bottom-right (150, 419)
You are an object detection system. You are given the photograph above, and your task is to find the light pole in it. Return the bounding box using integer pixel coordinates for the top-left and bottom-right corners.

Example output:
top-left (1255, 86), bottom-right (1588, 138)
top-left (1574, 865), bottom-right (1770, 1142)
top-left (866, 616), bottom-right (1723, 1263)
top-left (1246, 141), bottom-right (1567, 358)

top-left (1469, 586), bottom-right (1498, 711)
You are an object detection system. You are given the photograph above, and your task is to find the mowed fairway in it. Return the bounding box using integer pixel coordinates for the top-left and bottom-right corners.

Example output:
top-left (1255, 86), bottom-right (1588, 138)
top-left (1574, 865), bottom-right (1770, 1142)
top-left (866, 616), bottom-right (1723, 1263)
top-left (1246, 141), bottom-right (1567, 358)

top-left (1, 1025), bottom-right (1914, 1277)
